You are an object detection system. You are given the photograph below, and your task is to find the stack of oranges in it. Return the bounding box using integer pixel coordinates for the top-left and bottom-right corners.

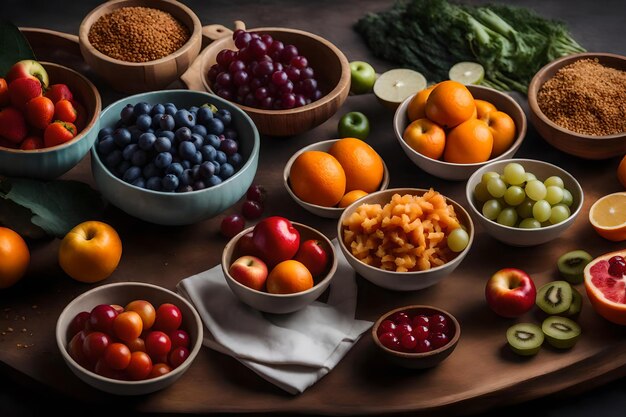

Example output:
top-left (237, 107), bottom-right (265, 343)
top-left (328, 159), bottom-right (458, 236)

top-left (289, 138), bottom-right (384, 208)
top-left (403, 81), bottom-right (516, 164)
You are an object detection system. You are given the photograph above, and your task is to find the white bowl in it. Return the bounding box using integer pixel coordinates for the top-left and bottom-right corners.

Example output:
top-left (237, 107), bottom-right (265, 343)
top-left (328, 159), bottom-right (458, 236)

top-left (283, 139), bottom-right (390, 218)
top-left (394, 85), bottom-right (526, 181)
top-left (465, 158), bottom-right (584, 247)
top-left (337, 188), bottom-right (474, 291)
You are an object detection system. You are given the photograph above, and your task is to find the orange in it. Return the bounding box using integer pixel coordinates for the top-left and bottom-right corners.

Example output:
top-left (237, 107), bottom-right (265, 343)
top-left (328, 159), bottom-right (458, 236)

top-left (474, 99), bottom-right (497, 119)
top-left (338, 190), bottom-right (368, 208)
top-left (406, 85), bottom-right (436, 122)
top-left (266, 260), bottom-right (314, 294)
top-left (403, 118), bottom-right (446, 160)
top-left (425, 80), bottom-right (476, 129)
top-left (289, 151), bottom-right (346, 207)
top-left (443, 118), bottom-right (493, 164)
top-left (328, 138), bottom-right (384, 193)
top-left (584, 250), bottom-right (626, 325)
top-left (480, 110), bottom-right (516, 157)
top-left (0, 227), bottom-right (30, 289)
top-left (618, 155), bottom-right (626, 189)
top-left (589, 192), bottom-right (626, 241)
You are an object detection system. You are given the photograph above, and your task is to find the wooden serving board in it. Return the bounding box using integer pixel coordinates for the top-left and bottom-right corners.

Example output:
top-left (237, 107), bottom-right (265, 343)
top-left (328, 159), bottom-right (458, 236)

top-left (1, 25), bottom-right (626, 416)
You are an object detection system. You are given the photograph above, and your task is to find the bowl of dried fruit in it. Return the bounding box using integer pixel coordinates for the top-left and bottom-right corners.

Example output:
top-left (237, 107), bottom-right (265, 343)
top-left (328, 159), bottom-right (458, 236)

top-left (337, 188), bottom-right (474, 291)
top-left (79, 0), bottom-right (202, 93)
top-left (528, 52), bottom-right (626, 159)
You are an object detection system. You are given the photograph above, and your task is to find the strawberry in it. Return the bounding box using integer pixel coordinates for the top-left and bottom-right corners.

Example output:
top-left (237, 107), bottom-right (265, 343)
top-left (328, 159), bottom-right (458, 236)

top-left (0, 107), bottom-right (28, 144)
top-left (26, 96), bottom-right (55, 129)
top-left (54, 99), bottom-right (77, 123)
top-left (20, 136), bottom-right (44, 150)
top-left (9, 77), bottom-right (42, 111)
top-left (44, 83), bottom-right (73, 104)
top-left (44, 121), bottom-right (76, 147)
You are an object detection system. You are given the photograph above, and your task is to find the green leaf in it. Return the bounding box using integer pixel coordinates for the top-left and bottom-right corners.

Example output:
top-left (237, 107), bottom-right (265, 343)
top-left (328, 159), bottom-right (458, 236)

top-left (0, 178), bottom-right (105, 238)
top-left (0, 20), bottom-right (36, 77)
top-left (0, 198), bottom-right (47, 239)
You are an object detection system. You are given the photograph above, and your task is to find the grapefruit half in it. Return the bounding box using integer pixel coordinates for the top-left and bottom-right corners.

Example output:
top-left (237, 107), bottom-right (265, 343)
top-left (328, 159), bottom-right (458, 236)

top-left (584, 250), bottom-right (626, 325)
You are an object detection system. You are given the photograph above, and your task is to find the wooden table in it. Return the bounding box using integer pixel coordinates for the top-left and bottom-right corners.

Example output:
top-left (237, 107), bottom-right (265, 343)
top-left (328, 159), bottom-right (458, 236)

top-left (2, 0), bottom-right (626, 415)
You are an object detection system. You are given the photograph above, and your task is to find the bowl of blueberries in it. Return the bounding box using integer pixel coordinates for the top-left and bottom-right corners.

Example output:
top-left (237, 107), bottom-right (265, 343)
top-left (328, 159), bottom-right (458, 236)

top-left (91, 90), bottom-right (260, 225)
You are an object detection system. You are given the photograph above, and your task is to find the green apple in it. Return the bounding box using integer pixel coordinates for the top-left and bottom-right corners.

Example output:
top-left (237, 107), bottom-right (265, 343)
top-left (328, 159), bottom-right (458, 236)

top-left (349, 61), bottom-right (376, 94)
top-left (338, 112), bottom-right (370, 140)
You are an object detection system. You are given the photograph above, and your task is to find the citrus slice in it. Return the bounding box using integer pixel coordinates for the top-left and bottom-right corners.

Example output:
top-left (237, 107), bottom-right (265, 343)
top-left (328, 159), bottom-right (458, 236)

top-left (373, 69), bottom-right (427, 109)
top-left (589, 192), bottom-right (626, 241)
top-left (448, 62), bottom-right (485, 85)
top-left (584, 250), bottom-right (626, 325)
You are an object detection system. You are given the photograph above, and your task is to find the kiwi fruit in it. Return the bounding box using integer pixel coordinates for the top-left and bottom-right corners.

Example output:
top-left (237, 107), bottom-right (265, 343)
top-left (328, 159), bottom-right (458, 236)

top-left (557, 250), bottom-right (593, 284)
top-left (542, 316), bottom-right (581, 349)
top-left (564, 287), bottom-right (583, 317)
top-left (506, 323), bottom-right (544, 356)
top-left (536, 281), bottom-right (573, 315)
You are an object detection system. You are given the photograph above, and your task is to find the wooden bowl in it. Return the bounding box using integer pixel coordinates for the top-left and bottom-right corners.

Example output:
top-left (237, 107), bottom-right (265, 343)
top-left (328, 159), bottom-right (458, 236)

top-left (78, 0), bottom-right (202, 93)
top-left (528, 52), bottom-right (626, 159)
top-left (200, 24), bottom-right (350, 137)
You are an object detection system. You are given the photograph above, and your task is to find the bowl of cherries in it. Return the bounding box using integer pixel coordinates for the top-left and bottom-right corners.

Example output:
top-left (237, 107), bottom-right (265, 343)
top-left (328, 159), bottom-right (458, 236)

top-left (372, 305), bottom-right (460, 369)
top-left (201, 23), bottom-right (350, 136)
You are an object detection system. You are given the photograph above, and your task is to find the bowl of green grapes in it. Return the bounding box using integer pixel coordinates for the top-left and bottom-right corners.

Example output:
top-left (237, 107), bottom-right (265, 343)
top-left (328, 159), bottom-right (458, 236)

top-left (465, 159), bottom-right (583, 247)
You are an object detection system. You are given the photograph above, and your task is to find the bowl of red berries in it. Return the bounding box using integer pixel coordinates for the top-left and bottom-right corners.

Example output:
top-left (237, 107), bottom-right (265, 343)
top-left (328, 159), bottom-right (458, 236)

top-left (56, 282), bottom-right (203, 395)
top-left (372, 305), bottom-right (460, 369)
top-left (200, 23), bottom-right (350, 137)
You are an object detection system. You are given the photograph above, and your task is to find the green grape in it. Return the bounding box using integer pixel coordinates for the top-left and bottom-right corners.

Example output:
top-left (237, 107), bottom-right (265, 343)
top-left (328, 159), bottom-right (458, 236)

top-left (503, 163), bottom-right (526, 185)
top-left (561, 189), bottom-right (574, 206)
top-left (487, 177), bottom-right (507, 198)
top-left (481, 171), bottom-right (500, 185)
top-left (524, 172), bottom-right (537, 182)
top-left (532, 200), bottom-right (551, 222)
top-left (497, 207), bottom-right (518, 227)
top-left (545, 185), bottom-right (564, 205)
top-left (549, 205), bottom-right (570, 224)
top-left (516, 199), bottom-right (534, 218)
top-left (544, 176), bottom-right (564, 188)
top-left (525, 180), bottom-right (547, 201)
top-left (447, 228), bottom-right (469, 252)
top-left (474, 182), bottom-right (491, 202)
top-left (519, 218), bottom-right (541, 229)
top-left (482, 199), bottom-right (502, 220)
top-left (504, 186), bottom-right (525, 206)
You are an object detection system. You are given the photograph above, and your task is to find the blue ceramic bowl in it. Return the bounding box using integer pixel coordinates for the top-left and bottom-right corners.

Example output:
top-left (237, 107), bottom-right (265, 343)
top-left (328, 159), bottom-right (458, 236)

top-left (91, 90), bottom-right (260, 225)
top-left (0, 62), bottom-right (101, 179)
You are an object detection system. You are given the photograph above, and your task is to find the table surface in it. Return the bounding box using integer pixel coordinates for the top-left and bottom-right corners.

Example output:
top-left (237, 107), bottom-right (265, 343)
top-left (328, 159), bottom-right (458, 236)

top-left (2, 0), bottom-right (626, 416)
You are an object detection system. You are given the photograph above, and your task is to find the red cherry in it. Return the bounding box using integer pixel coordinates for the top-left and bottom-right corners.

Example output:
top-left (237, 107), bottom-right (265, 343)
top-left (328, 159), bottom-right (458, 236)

top-left (429, 332), bottom-right (450, 349)
top-left (246, 184), bottom-right (266, 203)
top-left (415, 339), bottom-right (432, 353)
top-left (242, 200), bottom-right (264, 220)
top-left (377, 320), bottom-right (396, 336)
top-left (220, 214), bottom-right (245, 238)
top-left (399, 333), bottom-right (417, 351)
top-left (378, 332), bottom-right (400, 351)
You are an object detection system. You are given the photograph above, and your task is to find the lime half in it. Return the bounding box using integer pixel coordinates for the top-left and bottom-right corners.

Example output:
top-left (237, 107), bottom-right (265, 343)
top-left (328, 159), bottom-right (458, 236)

top-left (449, 62), bottom-right (485, 85)
top-left (373, 69), bottom-right (427, 109)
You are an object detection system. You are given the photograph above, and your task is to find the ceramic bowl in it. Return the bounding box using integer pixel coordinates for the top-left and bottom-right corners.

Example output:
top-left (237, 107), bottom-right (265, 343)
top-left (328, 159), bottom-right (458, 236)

top-left (528, 52), bottom-right (626, 159)
top-left (283, 139), bottom-right (390, 219)
top-left (91, 90), bottom-right (259, 225)
top-left (394, 85), bottom-right (526, 181)
top-left (465, 159), bottom-right (584, 247)
top-left (221, 222), bottom-right (337, 314)
top-left (337, 188), bottom-right (474, 291)
top-left (79, 0), bottom-right (202, 93)
top-left (0, 62), bottom-right (101, 179)
top-left (200, 24), bottom-right (350, 136)
top-left (372, 305), bottom-right (460, 369)
top-left (56, 282), bottom-right (203, 395)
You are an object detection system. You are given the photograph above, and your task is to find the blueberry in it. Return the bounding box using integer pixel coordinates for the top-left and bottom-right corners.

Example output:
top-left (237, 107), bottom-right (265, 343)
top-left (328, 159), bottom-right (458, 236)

top-left (154, 136), bottom-right (172, 153)
top-left (116, 160), bottom-right (131, 178)
top-left (123, 144), bottom-right (138, 160)
top-left (133, 102), bottom-right (152, 117)
top-left (210, 160), bottom-right (221, 175)
top-left (136, 114), bottom-right (152, 131)
top-left (137, 133), bottom-right (155, 151)
top-left (178, 141), bottom-right (196, 161)
top-left (175, 127), bottom-right (192, 142)
top-left (181, 160), bottom-right (192, 169)
top-left (128, 126), bottom-right (143, 143)
top-left (192, 180), bottom-right (207, 190)
top-left (191, 133), bottom-right (204, 150)
top-left (206, 134), bottom-right (221, 148)
top-left (191, 151), bottom-right (203, 165)
top-left (206, 175), bottom-right (222, 187)
top-left (191, 164), bottom-right (201, 179)
top-left (131, 149), bottom-right (149, 166)
top-left (199, 161), bottom-right (215, 179)
top-left (200, 144), bottom-right (217, 161)
top-left (215, 150), bottom-right (228, 165)
top-left (120, 104), bottom-right (135, 124)
top-left (228, 152), bottom-right (243, 167)
top-left (219, 163), bottom-right (235, 180)
top-left (205, 117), bottom-right (224, 135)
top-left (155, 152), bottom-right (173, 169)
top-left (98, 127), bottom-right (114, 140)
top-left (215, 109), bottom-right (232, 126)
top-left (166, 162), bottom-right (184, 177)
top-left (159, 114), bottom-right (175, 131)
top-left (220, 139), bottom-right (238, 156)
top-left (114, 119), bottom-right (125, 129)
top-left (143, 163), bottom-right (160, 178)
top-left (146, 176), bottom-right (163, 191)
top-left (177, 185), bottom-right (194, 193)
top-left (123, 166), bottom-right (142, 183)
top-left (131, 177), bottom-right (146, 188)
top-left (150, 103), bottom-right (165, 116)
top-left (174, 109), bottom-right (196, 128)
top-left (189, 106), bottom-right (199, 114)
top-left (97, 136), bottom-right (116, 155)
top-left (151, 114), bottom-right (163, 129)
top-left (191, 124), bottom-right (207, 137)
top-left (162, 174), bottom-right (179, 192)
top-left (224, 128), bottom-right (238, 140)
top-left (113, 128), bottom-right (132, 147)
top-left (105, 149), bottom-right (123, 168)
top-left (180, 169), bottom-right (194, 186)
top-left (196, 107), bottom-right (213, 124)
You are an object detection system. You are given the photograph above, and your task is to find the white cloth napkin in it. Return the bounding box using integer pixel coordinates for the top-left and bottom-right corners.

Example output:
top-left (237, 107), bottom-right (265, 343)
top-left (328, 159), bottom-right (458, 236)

top-left (177, 239), bottom-right (372, 394)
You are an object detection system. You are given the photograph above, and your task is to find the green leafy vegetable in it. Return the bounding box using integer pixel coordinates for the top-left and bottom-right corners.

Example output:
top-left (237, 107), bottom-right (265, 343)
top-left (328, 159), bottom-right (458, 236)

top-left (355, 0), bottom-right (585, 92)
top-left (0, 20), bottom-right (36, 77)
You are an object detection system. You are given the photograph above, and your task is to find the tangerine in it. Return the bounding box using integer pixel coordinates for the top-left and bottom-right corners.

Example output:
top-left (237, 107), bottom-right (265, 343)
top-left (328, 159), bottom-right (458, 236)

top-left (403, 118), bottom-right (446, 160)
top-left (406, 85), bottom-right (436, 122)
top-left (474, 99), bottom-right (497, 120)
top-left (328, 138), bottom-right (384, 193)
top-left (267, 260), bottom-right (314, 294)
top-left (425, 80), bottom-right (476, 129)
top-left (618, 154), bottom-right (626, 189)
top-left (480, 110), bottom-right (516, 157)
top-left (443, 118), bottom-right (493, 164)
top-left (338, 190), bottom-right (368, 208)
top-left (0, 227), bottom-right (30, 289)
top-left (289, 151), bottom-right (346, 207)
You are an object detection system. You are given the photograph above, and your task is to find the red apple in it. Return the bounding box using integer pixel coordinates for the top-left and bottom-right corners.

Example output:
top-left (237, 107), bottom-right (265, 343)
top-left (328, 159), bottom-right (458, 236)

top-left (485, 268), bottom-right (536, 318)
top-left (251, 216), bottom-right (300, 267)
top-left (229, 255), bottom-right (269, 291)
top-left (6, 59), bottom-right (49, 87)
top-left (294, 240), bottom-right (328, 277)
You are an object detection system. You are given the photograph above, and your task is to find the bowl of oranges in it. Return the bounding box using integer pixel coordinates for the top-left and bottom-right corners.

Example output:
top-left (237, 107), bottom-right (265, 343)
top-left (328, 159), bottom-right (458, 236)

top-left (394, 82), bottom-right (526, 181)
top-left (283, 138), bottom-right (390, 218)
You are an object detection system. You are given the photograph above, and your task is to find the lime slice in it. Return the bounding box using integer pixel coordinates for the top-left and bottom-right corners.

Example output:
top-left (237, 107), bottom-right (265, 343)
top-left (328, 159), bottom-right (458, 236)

top-left (449, 62), bottom-right (485, 85)
top-left (373, 69), bottom-right (427, 109)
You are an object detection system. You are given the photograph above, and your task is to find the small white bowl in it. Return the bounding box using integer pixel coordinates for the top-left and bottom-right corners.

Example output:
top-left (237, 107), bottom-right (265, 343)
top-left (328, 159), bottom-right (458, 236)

top-left (465, 159), bottom-right (584, 247)
top-left (283, 139), bottom-right (390, 218)
top-left (337, 188), bottom-right (474, 291)
top-left (394, 85), bottom-right (526, 181)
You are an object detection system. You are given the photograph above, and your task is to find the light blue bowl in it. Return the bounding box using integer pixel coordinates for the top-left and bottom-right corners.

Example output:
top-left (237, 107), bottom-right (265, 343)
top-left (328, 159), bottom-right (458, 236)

top-left (0, 62), bottom-right (101, 179)
top-left (91, 90), bottom-right (260, 225)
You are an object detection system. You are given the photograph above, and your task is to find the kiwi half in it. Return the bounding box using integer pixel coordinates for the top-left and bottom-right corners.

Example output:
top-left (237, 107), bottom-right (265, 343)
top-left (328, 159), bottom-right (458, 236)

top-left (557, 250), bottom-right (593, 284)
top-left (506, 323), bottom-right (544, 356)
top-left (542, 316), bottom-right (581, 349)
top-left (564, 287), bottom-right (583, 317)
top-left (536, 281), bottom-right (573, 315)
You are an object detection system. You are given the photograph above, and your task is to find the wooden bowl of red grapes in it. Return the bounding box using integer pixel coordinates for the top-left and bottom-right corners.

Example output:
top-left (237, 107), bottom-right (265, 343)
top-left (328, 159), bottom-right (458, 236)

top-left (372, 305), bottom-right (460, 369)
top-left (202, 27), bottom-right (350, 136)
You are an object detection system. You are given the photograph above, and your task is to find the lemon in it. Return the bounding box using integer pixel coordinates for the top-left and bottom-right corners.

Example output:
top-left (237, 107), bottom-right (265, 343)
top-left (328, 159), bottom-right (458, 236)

top-left (448, 62), bottom-right (485, 85)
top-left (373, 69), bottom-right (426, 110)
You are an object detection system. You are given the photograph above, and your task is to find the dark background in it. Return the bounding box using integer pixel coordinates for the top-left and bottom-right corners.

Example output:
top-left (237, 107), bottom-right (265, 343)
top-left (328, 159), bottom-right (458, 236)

top-left (2, 0), bottom-right (626, 416)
